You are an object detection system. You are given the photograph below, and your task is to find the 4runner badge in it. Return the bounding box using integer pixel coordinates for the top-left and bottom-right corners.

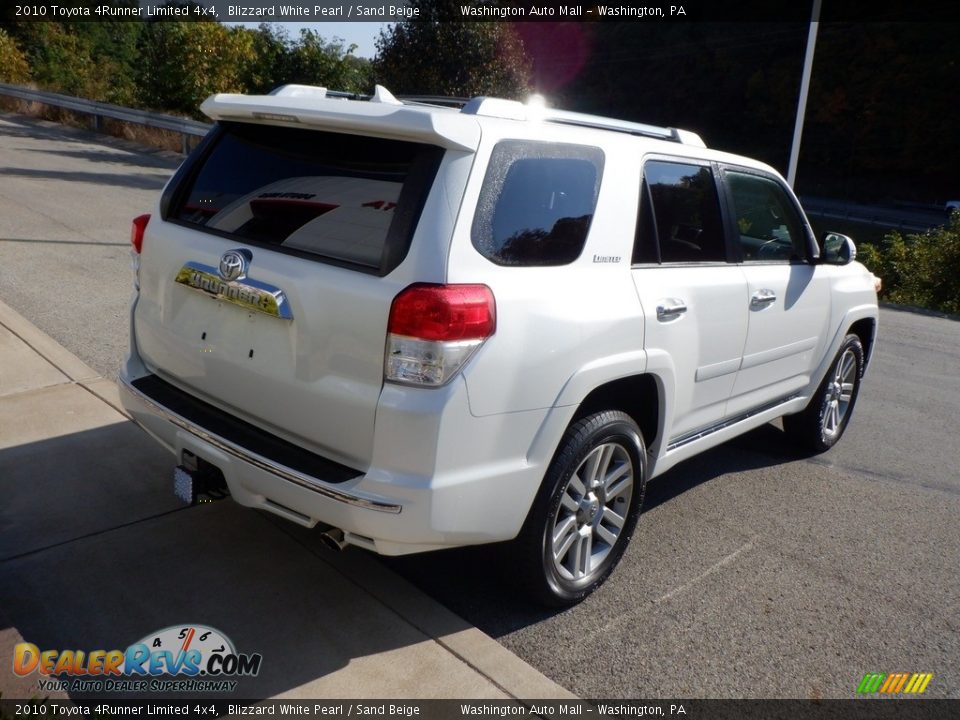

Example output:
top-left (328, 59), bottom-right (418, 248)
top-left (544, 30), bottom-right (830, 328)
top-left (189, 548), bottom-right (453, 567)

top-left (175, 259), bottom-right (294, 320)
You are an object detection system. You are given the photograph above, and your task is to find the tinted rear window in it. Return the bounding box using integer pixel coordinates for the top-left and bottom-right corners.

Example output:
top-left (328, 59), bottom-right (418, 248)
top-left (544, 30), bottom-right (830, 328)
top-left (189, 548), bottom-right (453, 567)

top-left (171, 122), bottom-right (443, 274)
top-left (471, 141), bottom-right (604, 266)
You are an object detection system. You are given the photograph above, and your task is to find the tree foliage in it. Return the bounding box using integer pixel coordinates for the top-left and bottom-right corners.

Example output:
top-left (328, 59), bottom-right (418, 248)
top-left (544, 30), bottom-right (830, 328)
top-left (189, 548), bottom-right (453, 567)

top-left (11, 22), bottom-right (101, 97)
top-left (4, 17), bottom-right (141, 104)
top-left (240, 25), bottom-right (371, 96)
top-left (858, 213), bottom-right (960, 315)
top-left (4, 14), bottom-right (370, 118)
top-left (0, 28), bottom-right (31, 84)
top-left (136, 21), bottom-right (256, 116)
top-left (286, 30), bottom-right (371, 93)
top-left (373, 1), bottom-right (531, 98)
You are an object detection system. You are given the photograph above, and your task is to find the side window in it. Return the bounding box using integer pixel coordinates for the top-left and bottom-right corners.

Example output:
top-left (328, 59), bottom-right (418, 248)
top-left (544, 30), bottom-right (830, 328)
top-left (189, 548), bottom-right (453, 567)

top-left (725, 171), bottom-right (808, 262)
top-left (640, 160), bottom-right (726, 263)
top-left (472, 141), bottom-right (604, 266)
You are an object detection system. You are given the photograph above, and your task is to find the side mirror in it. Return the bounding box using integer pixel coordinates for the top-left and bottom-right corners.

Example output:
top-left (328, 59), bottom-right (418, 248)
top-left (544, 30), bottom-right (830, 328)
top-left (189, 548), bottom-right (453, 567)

top-left (820, 232), bottom-right (856, 265)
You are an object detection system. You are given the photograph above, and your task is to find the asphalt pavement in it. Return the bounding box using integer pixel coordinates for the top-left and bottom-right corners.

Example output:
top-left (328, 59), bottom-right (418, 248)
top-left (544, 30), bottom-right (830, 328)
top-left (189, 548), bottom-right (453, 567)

top-left (387, 307), bottom-right (960, 698)
top-left (1, 112), bottom-right (957, 699)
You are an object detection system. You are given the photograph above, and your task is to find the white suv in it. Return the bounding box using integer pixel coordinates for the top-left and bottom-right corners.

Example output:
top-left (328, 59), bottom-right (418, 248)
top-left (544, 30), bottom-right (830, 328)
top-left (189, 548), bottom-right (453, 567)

top-left (120, 85), bottom-right (878, 605)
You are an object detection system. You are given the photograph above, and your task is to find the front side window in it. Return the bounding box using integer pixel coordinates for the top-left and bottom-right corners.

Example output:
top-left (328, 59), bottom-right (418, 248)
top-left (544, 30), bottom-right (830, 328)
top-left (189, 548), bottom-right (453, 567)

top-left (171, 122), bottom-right (443, 274)
top-left (472, 141), bottom-right (604, 266)
top-left (641, 161), bottom-right (726, 263)
top-left (725, 171), bottom-right (808, 262)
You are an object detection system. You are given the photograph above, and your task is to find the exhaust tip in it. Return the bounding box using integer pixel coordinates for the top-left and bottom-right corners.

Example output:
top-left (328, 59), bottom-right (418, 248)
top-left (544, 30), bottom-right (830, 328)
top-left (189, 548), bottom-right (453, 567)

top-left (318, 528), bottom-right (347, 552)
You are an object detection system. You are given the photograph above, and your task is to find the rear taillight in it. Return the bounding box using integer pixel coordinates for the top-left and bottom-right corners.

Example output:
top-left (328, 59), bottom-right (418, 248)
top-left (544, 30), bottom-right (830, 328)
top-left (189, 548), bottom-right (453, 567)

top-left (130, 214), bottom-right (150, 254)
top-left (385, 284), bottom-right (496, 387)
top-left (130, 214), bottom-right (150, 290)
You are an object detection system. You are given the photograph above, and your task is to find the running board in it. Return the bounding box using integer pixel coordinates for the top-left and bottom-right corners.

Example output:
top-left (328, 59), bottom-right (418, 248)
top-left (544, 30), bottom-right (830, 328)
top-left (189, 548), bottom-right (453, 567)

top-left (666, 394), bottom-right (802, 452)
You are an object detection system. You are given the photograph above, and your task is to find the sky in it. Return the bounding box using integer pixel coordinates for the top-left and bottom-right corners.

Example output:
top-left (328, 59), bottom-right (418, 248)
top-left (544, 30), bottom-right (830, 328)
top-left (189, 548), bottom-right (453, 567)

top-left (228, 22), bottom-right (388, 59)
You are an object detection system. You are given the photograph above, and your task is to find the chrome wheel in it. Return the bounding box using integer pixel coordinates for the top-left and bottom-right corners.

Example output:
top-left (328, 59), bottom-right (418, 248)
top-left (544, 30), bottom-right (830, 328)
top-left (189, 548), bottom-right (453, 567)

top-left (783, 334), bottom-right (864, 454)
top-left (823, 348), bottom-right (857, 439)
top-left (549, 442), bottom-right (634, 582)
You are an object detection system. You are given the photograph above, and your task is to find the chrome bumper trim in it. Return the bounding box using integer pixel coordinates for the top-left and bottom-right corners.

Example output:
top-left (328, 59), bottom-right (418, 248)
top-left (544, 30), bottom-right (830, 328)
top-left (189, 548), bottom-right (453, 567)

top-left (120, 376), bottom-right (402, 514)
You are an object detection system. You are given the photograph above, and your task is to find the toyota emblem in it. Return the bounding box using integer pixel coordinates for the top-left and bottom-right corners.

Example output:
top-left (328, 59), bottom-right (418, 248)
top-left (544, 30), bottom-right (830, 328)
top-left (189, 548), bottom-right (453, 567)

top-left (218, 249), bottom-right (250, 282)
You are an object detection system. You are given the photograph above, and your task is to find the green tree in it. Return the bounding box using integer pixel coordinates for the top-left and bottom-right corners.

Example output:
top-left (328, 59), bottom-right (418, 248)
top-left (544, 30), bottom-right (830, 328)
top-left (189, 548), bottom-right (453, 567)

top-left (242, 23), bottom-right (292, 95)
top-left (73, 20), bottom-right (143, 105)
top-left (12, 22), bottom-right (98, 97)
top-left (373, 1), bottom-right (531, 98)
top-left (136, 21), bottom-right (256, 116)
top-left (286, 29), bottom-right (371, 94)
top-left (0, 28), bottom-right (31, 84)
top-left (4, 15), bottom-right (141, 103)
top-left (858, 213), bottom-right (960, 315)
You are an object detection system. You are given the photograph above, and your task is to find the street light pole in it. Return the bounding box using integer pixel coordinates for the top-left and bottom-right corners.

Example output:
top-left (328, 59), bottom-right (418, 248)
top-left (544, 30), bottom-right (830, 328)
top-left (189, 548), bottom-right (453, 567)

top-left (787, 0), bottom-right (822, 189)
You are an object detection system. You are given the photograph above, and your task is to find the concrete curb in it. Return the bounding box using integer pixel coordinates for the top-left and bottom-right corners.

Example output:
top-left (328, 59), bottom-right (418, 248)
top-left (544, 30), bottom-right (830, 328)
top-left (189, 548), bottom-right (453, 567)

top-left (0, 299), bottom-right (572, 701)
top-left (272, 520), bottom-right (575, 700)
top-left (0, 298), bottom-right (99, 383)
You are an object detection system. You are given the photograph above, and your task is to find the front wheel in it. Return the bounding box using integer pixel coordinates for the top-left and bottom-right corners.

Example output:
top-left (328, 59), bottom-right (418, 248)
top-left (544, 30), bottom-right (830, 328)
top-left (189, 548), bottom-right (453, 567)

top-left (515, 411), bottom-right (647, 606)
top-left (783, 334), bottom-right (864, 452)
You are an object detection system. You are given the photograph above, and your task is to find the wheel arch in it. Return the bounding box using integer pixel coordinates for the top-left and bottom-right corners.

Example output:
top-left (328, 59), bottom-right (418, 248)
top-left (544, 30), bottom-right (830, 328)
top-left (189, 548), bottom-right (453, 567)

top-left (571, 374), bottom-right (662, 455)
top-left (848, 317), bottom-right (877, 374)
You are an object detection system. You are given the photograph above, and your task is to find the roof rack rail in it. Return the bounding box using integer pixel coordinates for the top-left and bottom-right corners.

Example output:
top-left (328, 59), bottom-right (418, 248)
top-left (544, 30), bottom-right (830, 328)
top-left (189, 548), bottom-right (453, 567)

top-left (396, 95), bottom-right (471, 108)
top-left (261, 86), bottom-right (705, 147)
top-left (460, 96), bottom-right (706, 147)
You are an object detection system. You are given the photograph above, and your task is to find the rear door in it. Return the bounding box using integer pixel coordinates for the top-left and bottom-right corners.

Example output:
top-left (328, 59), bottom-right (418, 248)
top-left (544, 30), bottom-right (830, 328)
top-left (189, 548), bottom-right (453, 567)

top-left (631, 159), bottom-right (749, 444)
top-left (133, 121), bottom-right (443, 468)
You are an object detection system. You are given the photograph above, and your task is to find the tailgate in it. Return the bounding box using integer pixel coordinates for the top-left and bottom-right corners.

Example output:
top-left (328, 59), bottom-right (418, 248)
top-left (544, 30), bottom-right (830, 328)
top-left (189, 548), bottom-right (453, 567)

top-left (132, 121), bottom-right (444, 468)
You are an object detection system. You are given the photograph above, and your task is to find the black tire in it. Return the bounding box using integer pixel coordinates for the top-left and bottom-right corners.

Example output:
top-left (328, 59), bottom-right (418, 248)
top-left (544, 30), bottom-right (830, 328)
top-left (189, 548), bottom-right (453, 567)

top-left (783, 334), bottom-right (864, 453)
top-left (515, 410), bottom-right (647, 607)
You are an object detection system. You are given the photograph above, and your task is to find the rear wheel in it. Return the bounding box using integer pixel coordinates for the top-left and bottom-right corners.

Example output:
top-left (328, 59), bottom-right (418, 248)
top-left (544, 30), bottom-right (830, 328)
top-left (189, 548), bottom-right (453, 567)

top-left (516, 411), bottom-right (647, 606)
top-left (783, 334), bottom-right (864, 452)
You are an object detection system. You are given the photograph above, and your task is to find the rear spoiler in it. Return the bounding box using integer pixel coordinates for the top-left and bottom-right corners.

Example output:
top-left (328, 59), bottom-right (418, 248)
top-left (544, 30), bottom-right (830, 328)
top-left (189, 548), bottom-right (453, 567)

top-left (200, 90), bottom-right (481, 152)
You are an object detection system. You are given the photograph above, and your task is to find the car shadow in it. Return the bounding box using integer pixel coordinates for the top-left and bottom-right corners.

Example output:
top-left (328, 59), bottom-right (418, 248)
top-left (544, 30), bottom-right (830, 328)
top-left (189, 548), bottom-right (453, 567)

top-left (22, 147), bottom-right (181, 171)
top-left (0, 422), bottom-right (490, 701)
top-left (0, 166), bottom-right (170, 191)
top-left (383, 422), bottom-right (811, 638)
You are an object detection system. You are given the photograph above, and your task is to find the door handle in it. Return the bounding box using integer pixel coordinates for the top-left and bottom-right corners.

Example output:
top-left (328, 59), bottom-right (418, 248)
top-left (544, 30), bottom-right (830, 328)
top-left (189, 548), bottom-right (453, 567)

top-left (656, 299), bottom-right (688, 321)
top-left (750, 289), bottom-right (777, 309)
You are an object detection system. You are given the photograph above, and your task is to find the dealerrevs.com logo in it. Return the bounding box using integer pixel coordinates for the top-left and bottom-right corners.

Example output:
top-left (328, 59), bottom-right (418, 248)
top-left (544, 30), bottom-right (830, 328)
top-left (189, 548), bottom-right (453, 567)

top-left (13, 624), bottom-right (262, 693)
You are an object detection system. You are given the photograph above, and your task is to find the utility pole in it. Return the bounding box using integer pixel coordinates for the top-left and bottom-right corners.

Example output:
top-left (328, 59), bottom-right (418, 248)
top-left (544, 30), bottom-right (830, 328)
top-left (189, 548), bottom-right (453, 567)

top-left (787, 0), bottom-right (822, 189)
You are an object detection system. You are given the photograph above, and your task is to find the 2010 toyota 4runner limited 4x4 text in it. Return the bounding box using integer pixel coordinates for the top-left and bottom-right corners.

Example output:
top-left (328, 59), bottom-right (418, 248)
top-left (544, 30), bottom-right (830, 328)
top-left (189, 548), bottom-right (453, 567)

top-left (120, 85), bottom-right (878, 605)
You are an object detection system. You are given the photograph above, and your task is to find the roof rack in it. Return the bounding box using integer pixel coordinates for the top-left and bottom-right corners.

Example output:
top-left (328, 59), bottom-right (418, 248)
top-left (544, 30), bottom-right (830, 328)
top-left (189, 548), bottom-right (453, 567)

top-left (460, 96), bottom-right (706, 147)
top-left (396, 95), bottom-right (471, 108)
top-left (264, 85), bottom-right (705, 147)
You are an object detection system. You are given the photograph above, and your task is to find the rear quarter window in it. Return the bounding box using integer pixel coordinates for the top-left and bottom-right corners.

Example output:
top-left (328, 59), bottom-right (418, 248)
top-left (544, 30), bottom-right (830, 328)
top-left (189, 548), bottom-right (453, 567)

top-left (471, 140), bottom-right (604, 266)
top-left (168, 122), bottom-right (443, 275)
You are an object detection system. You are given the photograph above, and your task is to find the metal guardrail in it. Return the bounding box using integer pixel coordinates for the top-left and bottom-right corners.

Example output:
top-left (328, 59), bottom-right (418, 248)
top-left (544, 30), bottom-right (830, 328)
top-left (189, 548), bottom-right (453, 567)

top-left (0, 83), bottom-right (212, 154)
top-left (801, 196), bottom-right (947, 234)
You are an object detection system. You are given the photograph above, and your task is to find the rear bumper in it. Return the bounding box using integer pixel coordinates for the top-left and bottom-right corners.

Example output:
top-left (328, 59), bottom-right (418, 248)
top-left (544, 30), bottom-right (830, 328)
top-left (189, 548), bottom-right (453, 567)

top-left (119, 364), bottom-right (555, 555)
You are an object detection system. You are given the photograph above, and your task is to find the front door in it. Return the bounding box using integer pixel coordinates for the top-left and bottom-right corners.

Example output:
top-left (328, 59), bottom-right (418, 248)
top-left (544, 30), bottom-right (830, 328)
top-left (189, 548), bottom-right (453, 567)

top-left (720, 168), bottom-right (832, 417)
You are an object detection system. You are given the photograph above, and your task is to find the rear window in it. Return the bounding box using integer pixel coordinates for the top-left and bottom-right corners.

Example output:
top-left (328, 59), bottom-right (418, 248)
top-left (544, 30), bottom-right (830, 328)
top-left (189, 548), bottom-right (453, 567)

top-left (471, 141), bottom-right (604, 266)
top-left (169, 122), bottom-right (443, 275)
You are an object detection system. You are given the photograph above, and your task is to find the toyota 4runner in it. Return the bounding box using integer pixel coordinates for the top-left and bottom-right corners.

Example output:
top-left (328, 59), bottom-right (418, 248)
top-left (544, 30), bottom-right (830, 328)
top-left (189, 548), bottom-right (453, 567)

top-left (119, 85), bottom-right (878, 605)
